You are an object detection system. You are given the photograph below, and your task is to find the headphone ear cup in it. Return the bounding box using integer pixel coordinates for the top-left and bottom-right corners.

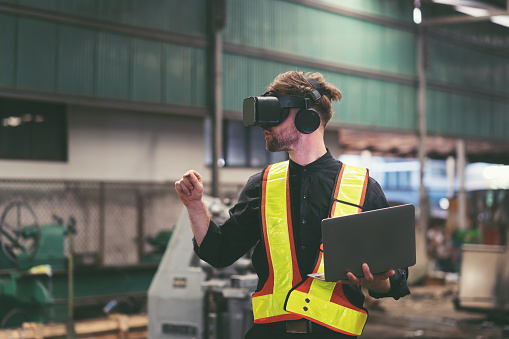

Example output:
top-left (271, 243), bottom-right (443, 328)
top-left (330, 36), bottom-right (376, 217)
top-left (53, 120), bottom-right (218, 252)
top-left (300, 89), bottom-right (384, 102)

top-left (295, 108), bottom-right (321, 134)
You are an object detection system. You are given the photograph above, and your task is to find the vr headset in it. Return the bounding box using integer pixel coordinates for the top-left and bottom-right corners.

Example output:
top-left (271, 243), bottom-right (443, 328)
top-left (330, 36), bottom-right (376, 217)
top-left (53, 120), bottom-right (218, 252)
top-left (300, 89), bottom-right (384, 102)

top-left (242, 78), bottom-right (326, 134)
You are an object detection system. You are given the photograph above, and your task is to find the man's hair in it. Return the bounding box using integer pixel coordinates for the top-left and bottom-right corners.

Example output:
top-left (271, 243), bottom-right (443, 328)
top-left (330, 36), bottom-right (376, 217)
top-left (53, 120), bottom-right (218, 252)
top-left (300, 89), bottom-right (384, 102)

top-left (265, 71), bottom-right (342, 126)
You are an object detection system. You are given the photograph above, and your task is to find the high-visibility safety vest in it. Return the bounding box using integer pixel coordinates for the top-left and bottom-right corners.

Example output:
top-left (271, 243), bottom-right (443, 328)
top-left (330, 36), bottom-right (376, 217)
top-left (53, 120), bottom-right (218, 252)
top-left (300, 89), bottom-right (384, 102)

top-left (251, 160), bottom-right (370, 336)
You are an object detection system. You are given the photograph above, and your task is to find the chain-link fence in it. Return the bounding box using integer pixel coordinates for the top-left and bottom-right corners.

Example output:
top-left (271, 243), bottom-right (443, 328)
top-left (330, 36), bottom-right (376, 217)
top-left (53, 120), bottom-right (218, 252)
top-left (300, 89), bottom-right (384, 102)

top-left (0, 179), bottom-right (243, 267)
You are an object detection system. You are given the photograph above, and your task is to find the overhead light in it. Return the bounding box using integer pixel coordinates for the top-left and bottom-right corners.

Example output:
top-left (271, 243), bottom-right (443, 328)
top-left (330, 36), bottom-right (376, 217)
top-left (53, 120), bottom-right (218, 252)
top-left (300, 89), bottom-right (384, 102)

top-left (439, 198), bottom-right (450, 210)
top-left (454, 5), bottom-right (489, 16)
top-left (414, 7), bottom-right (422, 24)
top-left (430, 0), bottom-right (460, 5)
top-left (414, 0), bottom-right (422, 24)
top-left (483, 164), bottom-right (509, 189)
top-left (434, 0), bottom-right (509, 29)
top-left (2, 116), bottom-right (22, 127)
top-left (491, 15), bottom-right (509, 27)
top-left (431, 0), bottom-right (496, 7)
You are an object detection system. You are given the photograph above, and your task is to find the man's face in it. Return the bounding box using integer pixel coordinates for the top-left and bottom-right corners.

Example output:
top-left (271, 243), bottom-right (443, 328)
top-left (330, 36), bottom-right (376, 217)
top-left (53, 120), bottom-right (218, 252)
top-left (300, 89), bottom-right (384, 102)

top-left (262, 109), bottom-right (300, 152)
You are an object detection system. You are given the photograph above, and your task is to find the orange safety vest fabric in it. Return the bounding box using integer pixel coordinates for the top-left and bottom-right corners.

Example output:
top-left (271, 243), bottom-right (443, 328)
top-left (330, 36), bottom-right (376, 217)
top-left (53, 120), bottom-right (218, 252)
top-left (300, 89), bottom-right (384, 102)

top-left (252, 161), bottom-right (370, 336)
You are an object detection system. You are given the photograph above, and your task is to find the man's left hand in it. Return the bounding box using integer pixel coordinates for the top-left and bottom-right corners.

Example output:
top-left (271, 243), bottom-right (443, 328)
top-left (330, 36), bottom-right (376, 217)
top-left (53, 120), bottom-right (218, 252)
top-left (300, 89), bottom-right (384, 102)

top-left (340, 263), bottom-right (394, 294)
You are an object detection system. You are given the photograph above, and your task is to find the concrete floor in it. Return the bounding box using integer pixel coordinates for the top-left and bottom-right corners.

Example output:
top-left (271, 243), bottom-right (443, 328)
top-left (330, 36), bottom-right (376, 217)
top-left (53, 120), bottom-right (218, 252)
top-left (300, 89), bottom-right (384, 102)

top-left (361, 283), bottom-right (509, 338)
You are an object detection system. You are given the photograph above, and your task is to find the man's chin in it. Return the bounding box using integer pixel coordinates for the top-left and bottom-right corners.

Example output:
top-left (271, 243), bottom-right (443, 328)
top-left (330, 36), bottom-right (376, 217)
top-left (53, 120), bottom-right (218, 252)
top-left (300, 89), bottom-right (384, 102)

top-left (266, 143), bottom-right (288, 153)
top-left (266, 142), bottom-right (279, 153)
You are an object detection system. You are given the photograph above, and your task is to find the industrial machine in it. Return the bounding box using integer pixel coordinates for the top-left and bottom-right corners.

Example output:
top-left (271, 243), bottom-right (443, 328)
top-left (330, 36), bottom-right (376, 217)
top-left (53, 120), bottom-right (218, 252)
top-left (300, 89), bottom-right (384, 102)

top-left (0, 200), bottom-right (160, 328)
top-left (0, 201), bottom-right (70, 327)
top-left (454, 243), bottom-right (509, 315)
top-left (453, 189), bottom-right (509, 318)
top-left (148, 196), bottom-right (257, 339)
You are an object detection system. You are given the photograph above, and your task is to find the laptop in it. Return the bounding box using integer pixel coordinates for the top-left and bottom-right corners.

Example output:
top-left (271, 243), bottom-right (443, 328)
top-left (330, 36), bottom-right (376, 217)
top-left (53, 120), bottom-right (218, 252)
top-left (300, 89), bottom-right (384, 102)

top-left (310, 204), bottom-right (416, 282)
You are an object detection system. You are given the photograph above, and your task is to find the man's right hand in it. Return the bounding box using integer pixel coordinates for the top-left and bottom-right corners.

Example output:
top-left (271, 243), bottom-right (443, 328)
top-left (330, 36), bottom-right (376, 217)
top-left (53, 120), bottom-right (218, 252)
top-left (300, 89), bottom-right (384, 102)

top-left (175, 170), bottom-right (204, 206)
top-left (174, 170), bottom-right (210, 246)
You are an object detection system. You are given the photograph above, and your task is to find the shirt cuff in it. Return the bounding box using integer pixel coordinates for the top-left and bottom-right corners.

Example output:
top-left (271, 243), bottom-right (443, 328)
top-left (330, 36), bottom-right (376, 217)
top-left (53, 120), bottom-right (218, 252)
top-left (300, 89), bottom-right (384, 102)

top-left (192, 220), bottom-right (221, 257)
top-left (368, 268), bottom-right (411, 300)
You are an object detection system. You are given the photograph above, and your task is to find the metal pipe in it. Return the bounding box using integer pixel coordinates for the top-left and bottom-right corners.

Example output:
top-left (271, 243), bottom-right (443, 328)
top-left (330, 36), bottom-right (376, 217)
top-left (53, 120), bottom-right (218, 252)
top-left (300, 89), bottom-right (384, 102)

top-left (210, 0), bottom-right (226, 198)
top-left (456, 139), bottom-right (467, 229)
top-left (99, 183), bottom-right (105, 265)
top-left (67, 229), bottom-right (75, 339)
top-left (446, 156), bottom-right (455, 198)
top-left (417, 26), bottom-right (429, 236)
top-left (136, 191), bottom-right (144, 263)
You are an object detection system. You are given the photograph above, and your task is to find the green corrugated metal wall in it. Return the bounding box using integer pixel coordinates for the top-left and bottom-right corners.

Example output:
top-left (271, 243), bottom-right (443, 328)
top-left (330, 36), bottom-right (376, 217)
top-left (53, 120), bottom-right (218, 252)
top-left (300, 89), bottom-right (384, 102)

top-left (323, 0), bottom-right (414, 21)
top-left (0, 9), bottom-right (208, 106)
top-left (427, 90), bottom-right (509, 140)
top-left (224, 0), bottom-right (416, 75)
top-left (222, 0), bottom-right (419, 132)
top-left (222, 53), bottom-right (417, 130)
top-left (9, 0), bottom-right (208, 37)
top-left (0, 0), bottom-right (508, 142)
top-left (428, 37), bottom-right (509, 92)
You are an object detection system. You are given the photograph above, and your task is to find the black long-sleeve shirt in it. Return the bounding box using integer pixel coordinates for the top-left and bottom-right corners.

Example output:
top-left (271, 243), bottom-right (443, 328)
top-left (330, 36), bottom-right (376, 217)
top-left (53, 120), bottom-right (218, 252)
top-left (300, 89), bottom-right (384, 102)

top-left (194, 150), bottom-right (410, 300)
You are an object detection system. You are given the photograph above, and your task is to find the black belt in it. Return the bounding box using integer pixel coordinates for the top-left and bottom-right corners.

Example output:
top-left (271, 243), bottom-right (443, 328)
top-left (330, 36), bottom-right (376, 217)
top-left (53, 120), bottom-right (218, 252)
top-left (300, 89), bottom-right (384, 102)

top-left (270, 319), bottom-right (331, 334)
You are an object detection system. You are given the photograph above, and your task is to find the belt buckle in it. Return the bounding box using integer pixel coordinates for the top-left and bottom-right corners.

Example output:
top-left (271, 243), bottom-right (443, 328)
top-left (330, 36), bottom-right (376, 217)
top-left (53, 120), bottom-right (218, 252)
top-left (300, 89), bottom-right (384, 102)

top-left (286, 320), bottom-right (310, 333)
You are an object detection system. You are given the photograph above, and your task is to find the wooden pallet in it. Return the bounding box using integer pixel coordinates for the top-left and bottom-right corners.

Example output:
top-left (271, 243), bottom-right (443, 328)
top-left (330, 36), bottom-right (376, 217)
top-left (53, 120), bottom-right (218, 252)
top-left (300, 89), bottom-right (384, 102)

top-left (0, 314), bottom-right (148, 339)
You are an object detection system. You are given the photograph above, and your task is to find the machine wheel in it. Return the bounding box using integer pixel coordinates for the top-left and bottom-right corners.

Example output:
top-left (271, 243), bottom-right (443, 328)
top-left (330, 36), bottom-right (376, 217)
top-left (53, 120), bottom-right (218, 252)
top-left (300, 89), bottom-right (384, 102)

top-left (0, 201), bottom-right (40, 263)
top-left (0, 308), bottom-right (31, 328)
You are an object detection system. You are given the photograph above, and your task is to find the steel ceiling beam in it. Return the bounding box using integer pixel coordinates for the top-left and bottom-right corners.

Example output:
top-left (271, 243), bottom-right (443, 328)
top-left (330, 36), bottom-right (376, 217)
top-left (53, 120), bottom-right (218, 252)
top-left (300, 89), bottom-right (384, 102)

top-left (422, 9), bottom-right (509, 25)
top-left (422, 0), bottom-right (509, 25)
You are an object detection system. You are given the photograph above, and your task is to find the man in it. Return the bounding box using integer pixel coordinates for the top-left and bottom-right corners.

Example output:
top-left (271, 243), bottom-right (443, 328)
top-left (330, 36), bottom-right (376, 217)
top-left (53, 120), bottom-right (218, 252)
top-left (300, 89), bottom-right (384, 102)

top-left (175, 71), bottom-right (410, 338)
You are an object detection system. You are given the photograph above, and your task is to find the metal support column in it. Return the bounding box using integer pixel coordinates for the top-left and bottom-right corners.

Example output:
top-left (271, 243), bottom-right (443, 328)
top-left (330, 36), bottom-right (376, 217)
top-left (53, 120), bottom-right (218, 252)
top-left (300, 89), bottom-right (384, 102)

top-left (98, 182), bottom-right (105, 265)
top-left (446, 156), bottom-right (456, 198)
top-left (456, 139), bottom-right (467, 229)
top-left (136, 191), bottom-right (144, 262)
top-left (210, 0), bottom-right (226, 198)
top-left (417, 26), bottom-right (429, 231)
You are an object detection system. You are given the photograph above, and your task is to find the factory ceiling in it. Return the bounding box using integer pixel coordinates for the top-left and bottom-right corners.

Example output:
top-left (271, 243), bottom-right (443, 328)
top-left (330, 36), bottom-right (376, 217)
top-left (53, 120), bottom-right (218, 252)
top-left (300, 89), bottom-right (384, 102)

top-left (423, 0), bottom-right (509, 27)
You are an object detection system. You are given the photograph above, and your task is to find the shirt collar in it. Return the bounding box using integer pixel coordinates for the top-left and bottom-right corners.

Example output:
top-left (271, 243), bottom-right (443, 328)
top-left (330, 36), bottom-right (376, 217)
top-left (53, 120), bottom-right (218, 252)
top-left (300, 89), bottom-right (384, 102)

top-left (289, 149), bottom-right (336, 173)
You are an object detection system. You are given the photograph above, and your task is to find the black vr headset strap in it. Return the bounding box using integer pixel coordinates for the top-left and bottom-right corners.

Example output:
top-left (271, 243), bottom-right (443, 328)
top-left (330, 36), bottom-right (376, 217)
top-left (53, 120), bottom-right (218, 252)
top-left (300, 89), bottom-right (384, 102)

top-left (277, 95), bottom-right (308, 109)
top-left (307, 77), bottom-right (331, 100)
top-left (269, 94), bottom-right (307, 124)
top-left (293, 78), bottom-right (324, 134)
top-left (307, 78), bottom-right (322, 102)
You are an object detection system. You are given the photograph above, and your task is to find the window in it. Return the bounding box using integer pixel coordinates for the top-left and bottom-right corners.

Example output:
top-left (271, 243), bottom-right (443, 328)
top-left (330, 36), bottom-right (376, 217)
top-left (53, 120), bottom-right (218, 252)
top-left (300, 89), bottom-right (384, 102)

top-left (384, 171), bottom-right (412, 190)
top-left (224, 120), bottom-right (287, 167)
top-left (205, 118), bottom-right (287, 168)
top-left (0, 98), bottom-right (67, 161)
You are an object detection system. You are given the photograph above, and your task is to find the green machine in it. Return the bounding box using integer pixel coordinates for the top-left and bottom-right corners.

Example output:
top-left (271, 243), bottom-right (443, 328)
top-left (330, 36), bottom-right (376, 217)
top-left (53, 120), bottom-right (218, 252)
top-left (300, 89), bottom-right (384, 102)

top-left (0, 201), bottom-right (69, 327)
top-left (0, 201), bottom-right (163, 328)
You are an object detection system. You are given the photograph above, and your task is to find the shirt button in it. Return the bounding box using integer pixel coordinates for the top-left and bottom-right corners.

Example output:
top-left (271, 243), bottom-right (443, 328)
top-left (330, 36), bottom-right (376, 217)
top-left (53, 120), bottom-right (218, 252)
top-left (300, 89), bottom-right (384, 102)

top-left (302, 219), bottom-right (307, 224)
top-left (301, 245), bottom-right (306, 250)
top-left (303, 195), bottom-right (308, 200)
top-left (303, 169), bottom-right (307, 173)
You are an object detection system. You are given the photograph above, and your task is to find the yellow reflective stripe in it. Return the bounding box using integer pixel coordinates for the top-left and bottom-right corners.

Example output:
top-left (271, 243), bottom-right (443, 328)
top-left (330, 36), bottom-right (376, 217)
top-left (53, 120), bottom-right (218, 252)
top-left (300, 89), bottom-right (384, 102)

top-left (309, 278), bottom-right (335, 300)
top-left (332, 165), bottom-right (367, 218)
top-left (265, 161), bottom-right (293, 294)
top-left (267, 160), bottom-right (289, 178)
top-left (331, 202), bottom-right (359, 218)
top-left (317, 257), bottom-right (324, 274)
top-left (286, 289), bottom-right (367, 336)
top-left (253, 161), bottom-right (294, 320)
top-left (336, 165), bottom-right (366, 206)
top-left (253, 292), bottom-right (289, 319)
